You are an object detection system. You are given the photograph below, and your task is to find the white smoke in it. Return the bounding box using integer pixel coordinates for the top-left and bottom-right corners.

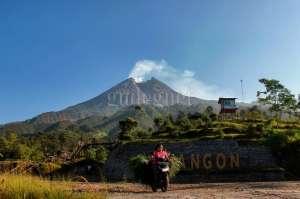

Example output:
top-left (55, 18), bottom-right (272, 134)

top-left (129, 59), bottom-right (233, 100)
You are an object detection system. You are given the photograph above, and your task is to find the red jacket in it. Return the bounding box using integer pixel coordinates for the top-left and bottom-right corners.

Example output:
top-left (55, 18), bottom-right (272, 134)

top-left (151, 150), bottom-right (169, 164)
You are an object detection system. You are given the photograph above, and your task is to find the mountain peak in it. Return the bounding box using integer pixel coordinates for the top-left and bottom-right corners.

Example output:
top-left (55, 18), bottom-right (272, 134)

top-left (150, 77), bottom-right (159, 81)
top-left (126, 77), bottom-right (136, 83)
top-left (25, 77), bottom-right (204, 125)
top-left (140, 77), bottom-right (160, 83)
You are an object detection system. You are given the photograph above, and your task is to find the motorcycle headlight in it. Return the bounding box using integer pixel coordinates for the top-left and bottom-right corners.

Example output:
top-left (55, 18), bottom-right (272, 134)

top-left (161, 167), bottom-right (169, 172)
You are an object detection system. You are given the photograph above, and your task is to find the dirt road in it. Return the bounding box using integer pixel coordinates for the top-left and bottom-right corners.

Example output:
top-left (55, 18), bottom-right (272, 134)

top-left (104, 181), bottom-right (300, 199)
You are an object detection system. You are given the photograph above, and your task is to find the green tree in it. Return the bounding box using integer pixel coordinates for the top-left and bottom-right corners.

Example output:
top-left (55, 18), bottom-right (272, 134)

top-left (204, 106), bottom-right (214, 116)
top-left (118, 117), bottom-right (138, 140)
top-left (163, 114), bottom-right (176, 134)
top-left (154, 117), bottom-right (164, 132)
top-left (85, 148), bottom-right (97, 160)
top-left (0, 136), bottom-right (8, 158)
top-left (258, 79), bottom-right (297, 119)
top-left (96, 146), bottom-right (108, 164)
top-left (175, 112), bottom-right (193, 131)
top-left (202, 115), bottom-right (212, 128)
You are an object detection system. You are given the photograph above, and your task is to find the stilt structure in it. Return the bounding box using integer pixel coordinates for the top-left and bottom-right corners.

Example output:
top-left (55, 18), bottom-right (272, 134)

top-left (218, 98), bottom-right (238, 120)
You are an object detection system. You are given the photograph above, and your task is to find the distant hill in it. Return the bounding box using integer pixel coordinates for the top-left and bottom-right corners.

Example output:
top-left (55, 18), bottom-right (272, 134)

top-left (0, 77), bottom-right (225, 136)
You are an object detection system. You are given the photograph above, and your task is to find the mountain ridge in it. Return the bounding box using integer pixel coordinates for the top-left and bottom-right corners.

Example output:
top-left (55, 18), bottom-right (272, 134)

top-left (27, 77), bottom-right (210, 124)
top-left (0, 77), bottom-right (222, 136)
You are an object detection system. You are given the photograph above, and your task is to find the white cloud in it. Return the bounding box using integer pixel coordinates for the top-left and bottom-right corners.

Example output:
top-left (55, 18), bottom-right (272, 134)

top-left (129, 59), bottom-right (233, 100)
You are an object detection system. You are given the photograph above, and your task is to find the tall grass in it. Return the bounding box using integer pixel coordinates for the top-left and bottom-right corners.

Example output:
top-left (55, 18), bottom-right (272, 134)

top-left (0, 174), bottom-right (106, 199)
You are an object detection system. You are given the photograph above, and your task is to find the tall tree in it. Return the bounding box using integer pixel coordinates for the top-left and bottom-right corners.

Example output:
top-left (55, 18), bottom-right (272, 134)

top-left (204, 106), bottom-right (214, 116)
top-left (118, 117), bottom-right (138, 140)
top-left (258, 79), bottom-right (297, 119)
top-left (175, 112), bottom-right (193, 131)
top-left (154, 117), bottom-right (164, 132)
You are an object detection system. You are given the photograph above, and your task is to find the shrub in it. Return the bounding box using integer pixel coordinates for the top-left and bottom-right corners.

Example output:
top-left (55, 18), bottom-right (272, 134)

top-left (118, 117), bottom-right (138, 140)
top-left (265, 131), bottom-right (289, 153)
top-left (256, 124), bottom-right (266, 136)
top-left (84, 148), bottom-right (97, 161)
top-left (168, 155), bottom-right (183, 178)
top-left (128, 154), bottom-right (149, 183)
top-left (39, 163), bottom-right (62, 175)
top-left (286, 129), bottom-right (297, 137)
top-left (95, 146), bottom-right (108, 164)
top-left (266, 131), bottom-right (300, 177)
top-left (215, 128), bottom-right (225, 139)
top-left (175, 113), bottom-right (193, 131)
top-left (209, 113), bottom-right (218, 121)
top-left (280, 140), bottom-right (300, 176)
top-left (133, 128), bottom-right (150, 139)
top-left (245, 123), bottom-right (265, 138)
top-left (245, 123), bottom-right (257, 138)
top-left (194, 118), bottom-right (204, 128)
top-left (266, 119), bottom-right (277, 129)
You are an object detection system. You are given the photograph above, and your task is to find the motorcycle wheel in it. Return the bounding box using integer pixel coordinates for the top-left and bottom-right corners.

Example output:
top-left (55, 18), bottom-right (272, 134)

top-left (151, 184), bottom-right (158, 192)
top-left (161, 174), bottom-right (169, 192)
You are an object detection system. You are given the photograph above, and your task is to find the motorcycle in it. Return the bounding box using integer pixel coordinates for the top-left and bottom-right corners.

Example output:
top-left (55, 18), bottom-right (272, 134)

top-left (151, 158), bottom-right (170, 192)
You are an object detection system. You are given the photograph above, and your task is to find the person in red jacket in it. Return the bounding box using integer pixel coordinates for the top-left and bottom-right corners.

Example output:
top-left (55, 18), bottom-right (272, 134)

top-left (150, 143), bottom-right (169, 164)
top-left (149, 143), bottom-right (170, 184)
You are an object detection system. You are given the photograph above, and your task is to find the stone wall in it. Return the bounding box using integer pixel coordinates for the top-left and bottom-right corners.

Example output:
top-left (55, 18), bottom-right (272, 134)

top-left (105, 141), bottom-right (284, 181)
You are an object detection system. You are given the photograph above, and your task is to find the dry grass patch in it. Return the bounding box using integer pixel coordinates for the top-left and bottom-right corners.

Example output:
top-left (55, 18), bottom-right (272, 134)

top-left (0, 174), bottom-right (106, 199)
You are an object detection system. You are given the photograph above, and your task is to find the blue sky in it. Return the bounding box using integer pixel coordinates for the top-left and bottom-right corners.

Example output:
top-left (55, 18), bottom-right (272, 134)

top-left (1, 0), bottom-right (300, 124)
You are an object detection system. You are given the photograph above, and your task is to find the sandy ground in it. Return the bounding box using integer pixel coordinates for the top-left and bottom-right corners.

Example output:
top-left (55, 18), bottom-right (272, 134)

top-left (71, 181), bottom-right (300, 199)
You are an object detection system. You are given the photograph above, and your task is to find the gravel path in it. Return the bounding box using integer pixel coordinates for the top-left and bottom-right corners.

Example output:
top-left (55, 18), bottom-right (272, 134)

top-left (104, 181), bottom-right (300, 199)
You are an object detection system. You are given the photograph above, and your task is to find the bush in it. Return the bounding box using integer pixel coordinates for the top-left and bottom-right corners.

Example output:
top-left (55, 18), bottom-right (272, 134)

top-left (175, 113), bottom-right (193, 131)
top-left (245, 123), bottom-right (265, 138)
top-left (286, 129), bottom-right (297, 137)
top-left (83, 147), bottom-right (108, 164)
top-left (245, 123), bottom-right (257, 137)
top-left (128, 154), bottom-right (149, 183)
top-left (169, 155), bottom-right (183, 178)
top-left (96, 146), bottom-right (108, 164)
top-left (265, 131), bottom-right (289, 153)
top-left (266, 119), bottom-right (277, 129)
top-left (84, 148), bottom-right (97, 161)
top-left (256, 124), bottom-right (266, 136)
top-left (39, 163), bottom-right (62, 175)
top-left (194, 118), bottom-right (204, 128)
top-left (209, 113), bottom-right (218, 121)
top-left (266, 131), bottom-right (300, 177)
top-left (215, 128), bottom-right (225, 139)
top-left (280, 140), bottom-right (300, 176)
top-left (132, 128), bottom-right (150, 139)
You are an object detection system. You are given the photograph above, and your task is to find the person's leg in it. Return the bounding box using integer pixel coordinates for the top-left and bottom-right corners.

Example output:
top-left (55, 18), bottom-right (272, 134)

top-left (152, 164), bottom-right (158, 185)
